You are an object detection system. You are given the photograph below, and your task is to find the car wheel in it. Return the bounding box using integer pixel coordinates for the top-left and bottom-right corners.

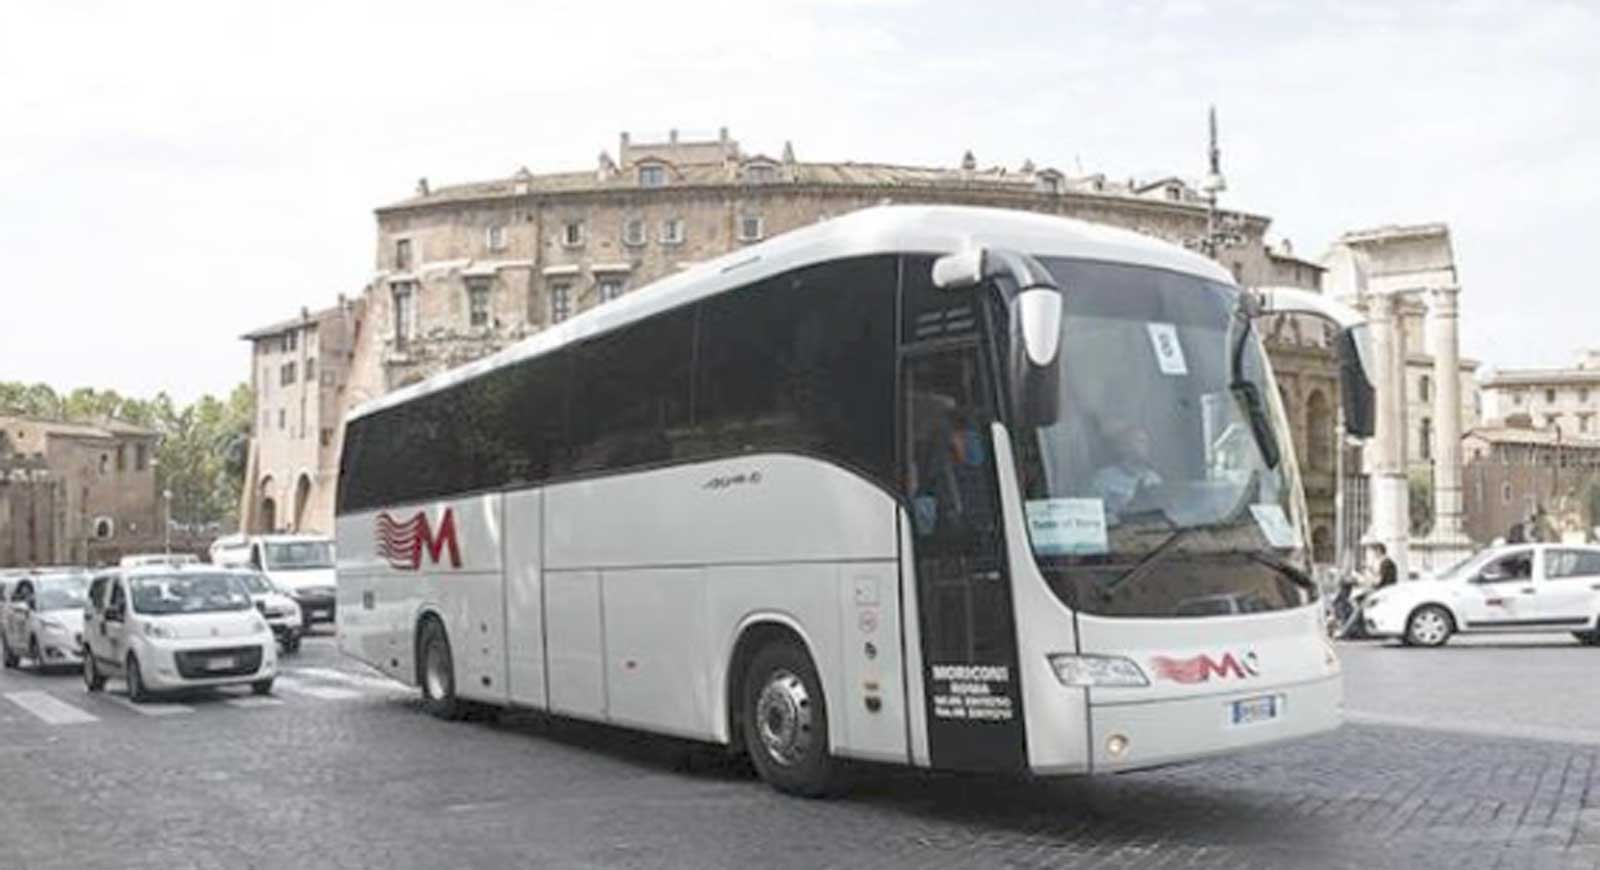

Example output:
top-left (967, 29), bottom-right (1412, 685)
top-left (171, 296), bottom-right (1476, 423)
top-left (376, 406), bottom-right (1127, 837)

top-left (1405, 605), bottom-right (1454, 648)
top-left (418, 619), bottom-right (465, 721)
top-left (1, 635), bottom-right (17, 669)
top-left (741, 638), bottom-right (843, 798)
top-left (83, 648), bottom-right (106, 692)
top-left (126, 654), bottom-right (149, 703)
top-left (251, 678), bottom-right (275, 695)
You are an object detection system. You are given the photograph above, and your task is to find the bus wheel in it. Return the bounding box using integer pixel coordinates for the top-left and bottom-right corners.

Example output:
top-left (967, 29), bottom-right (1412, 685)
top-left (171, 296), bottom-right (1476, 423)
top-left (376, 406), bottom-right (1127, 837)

top-left (741, 639), bottom-right (841, 797)
top-left (418, 619), bottom-right (465, 721)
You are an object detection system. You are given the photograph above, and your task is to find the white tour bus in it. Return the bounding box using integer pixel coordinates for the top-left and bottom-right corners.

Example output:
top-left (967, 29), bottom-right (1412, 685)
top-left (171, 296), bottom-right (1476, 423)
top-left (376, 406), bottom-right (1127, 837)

top-left (336, 205), bottom-right (1375, 795)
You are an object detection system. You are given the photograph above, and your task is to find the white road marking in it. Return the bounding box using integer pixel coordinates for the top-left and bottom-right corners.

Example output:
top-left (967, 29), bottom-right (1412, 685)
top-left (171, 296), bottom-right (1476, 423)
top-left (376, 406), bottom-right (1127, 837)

top-left (4, 691), bottom-right (98, 725)
top-left (102, 695), bottom-right (194, 716)
top-left (224, 695), bottom-right (285, 709)
top-left (288, 666), bottom-right (408, 693)
top-left (274, 676), bottom-right (360, 701)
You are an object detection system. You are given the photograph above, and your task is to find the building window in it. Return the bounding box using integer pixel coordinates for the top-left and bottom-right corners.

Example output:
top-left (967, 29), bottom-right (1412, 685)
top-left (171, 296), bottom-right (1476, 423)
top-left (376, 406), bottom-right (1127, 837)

top-left (280, 362), bottom-right (297, 386)
top-left (288, 330), bottom-right (299, 352)
top-left (305, 358), bottom-right (316, 382)
top-left (116, 445), bottom-right (126, 472)
top-left (1165, 184), bottom-right (1182, 201)
top-left (562, 220), bottom-right (585, 247)
top-left (549, 283), bottom-right (572, 323)
top-left (486, 225), bottom-right (506, 251)
top-left (391, 282), bottom-right (417, 343)
top-left (1418, 374), bottom-right (1431, 402)
top-left (278, 409), bottom-right (286, 430)
top-left (660, 217), bottom-right (685, 245)
top-left (1419, 418), bottom-right (1432, 461)
top-left (1580, 387), bottom-right (1591, 403)
top-left (135, 444), bottom-right (147, 471)
top-left (623, 218), bottom-right (646, 247)
top-left (320, 428), bottom-right (333, 447)
top-left (467, 279), bottom-right (492, 328)
top-left (638, 164), bottom-right (666, 187)
top-left (395, 239), bottom-right (412, 271)
top-left (738, 214), bottom-right (764, 242)
top-left (742, 163), bottom-right (778, 184)
top-left (1546, 388), bottom-right (1557, 404)
top-left (1580, 414), bottom-right (1592, 434)
top-left (1514, 391), bottom-right (1524, 406)
top-left (599, 279), bottom-right (624, 304)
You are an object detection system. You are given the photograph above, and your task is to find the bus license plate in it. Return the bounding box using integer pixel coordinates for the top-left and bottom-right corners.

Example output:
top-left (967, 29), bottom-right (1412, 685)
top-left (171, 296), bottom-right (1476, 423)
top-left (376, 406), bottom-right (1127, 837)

top-left (207, 656), bottom-right (236, 671)
top-left (1230, 695), bottom-right (1279, 726)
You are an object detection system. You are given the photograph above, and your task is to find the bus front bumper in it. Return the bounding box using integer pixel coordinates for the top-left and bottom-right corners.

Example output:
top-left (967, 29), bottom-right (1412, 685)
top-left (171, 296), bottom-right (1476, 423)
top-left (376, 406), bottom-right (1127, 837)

top-left (1083, 674), bottom-right (1341, 774)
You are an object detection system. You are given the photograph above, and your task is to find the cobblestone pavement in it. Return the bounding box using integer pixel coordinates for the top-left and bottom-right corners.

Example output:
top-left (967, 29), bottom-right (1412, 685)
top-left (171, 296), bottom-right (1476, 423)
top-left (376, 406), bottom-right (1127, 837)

top-left (0, 631), bottom-right (1595, 870)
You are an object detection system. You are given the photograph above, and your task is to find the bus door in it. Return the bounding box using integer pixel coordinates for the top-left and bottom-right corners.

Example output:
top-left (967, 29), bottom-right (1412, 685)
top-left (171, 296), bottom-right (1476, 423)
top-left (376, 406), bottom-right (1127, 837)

top-left (902, 343), bottom-right (1027, 772)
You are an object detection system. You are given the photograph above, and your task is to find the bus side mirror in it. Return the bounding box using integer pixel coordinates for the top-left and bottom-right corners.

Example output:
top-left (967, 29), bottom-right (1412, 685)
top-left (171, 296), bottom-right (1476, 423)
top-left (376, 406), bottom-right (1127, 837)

top-left (933, 248), bottom-right (1063, 427)
top-left (1336, 325), bottom-right (1376, 438)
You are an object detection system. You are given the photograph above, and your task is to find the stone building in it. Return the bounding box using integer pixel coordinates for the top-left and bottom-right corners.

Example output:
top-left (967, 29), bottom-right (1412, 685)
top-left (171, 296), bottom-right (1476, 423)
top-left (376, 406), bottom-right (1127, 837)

top-left (238, 297), bottom-right (365, 535)
top-left (0, 415), bottom-right (161, 566)
top-left (331, 128), bottom-right (1342, 558)
top-left (1480, 349), bottom-right (1600, 436)
top-left (1461, 424), bottom-right (1600, 545)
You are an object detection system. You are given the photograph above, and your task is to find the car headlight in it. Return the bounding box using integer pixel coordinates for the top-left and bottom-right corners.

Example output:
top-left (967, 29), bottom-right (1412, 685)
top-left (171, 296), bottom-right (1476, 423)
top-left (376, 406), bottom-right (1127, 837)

top-left (143, 622), bottom-right (176, 639)
top-left (1047, 654), bottom-right (1150, 687)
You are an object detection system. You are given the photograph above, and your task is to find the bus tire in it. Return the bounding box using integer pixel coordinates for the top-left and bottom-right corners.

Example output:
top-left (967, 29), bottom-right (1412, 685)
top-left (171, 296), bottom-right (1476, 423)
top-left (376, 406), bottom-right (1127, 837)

top-left (417, 618), bottom-right (466, 721)
top-left (740, 639), bottom-right (841, 798)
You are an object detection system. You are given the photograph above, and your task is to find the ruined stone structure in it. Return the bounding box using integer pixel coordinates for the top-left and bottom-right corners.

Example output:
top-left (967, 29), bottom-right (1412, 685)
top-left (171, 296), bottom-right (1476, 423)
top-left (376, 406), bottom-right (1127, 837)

top-left (238, 298), bottom-right (364, 535)
top-left (0, 415), bottom-right (161, 566)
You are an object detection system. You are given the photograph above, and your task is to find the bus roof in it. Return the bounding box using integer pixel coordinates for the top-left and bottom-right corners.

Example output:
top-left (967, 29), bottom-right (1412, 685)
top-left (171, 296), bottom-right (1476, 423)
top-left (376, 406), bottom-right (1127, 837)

top-left (349, 204), bottom-right (1233, 422)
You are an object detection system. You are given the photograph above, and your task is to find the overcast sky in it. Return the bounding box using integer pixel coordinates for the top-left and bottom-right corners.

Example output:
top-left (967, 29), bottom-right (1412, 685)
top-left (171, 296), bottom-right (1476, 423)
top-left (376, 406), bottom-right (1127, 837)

top-left (3, 0), bottom-right (1596, 403)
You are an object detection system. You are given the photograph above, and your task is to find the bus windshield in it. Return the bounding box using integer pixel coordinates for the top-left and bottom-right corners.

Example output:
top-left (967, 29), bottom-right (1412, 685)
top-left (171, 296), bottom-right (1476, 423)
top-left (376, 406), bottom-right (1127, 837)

top-left (1013, 258), bottom-right (1310, 619)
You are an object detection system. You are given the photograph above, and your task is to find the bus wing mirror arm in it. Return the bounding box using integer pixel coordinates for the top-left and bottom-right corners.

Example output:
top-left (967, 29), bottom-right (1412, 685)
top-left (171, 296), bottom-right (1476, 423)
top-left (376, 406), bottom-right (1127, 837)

top-left (1253, 286), bottom-right (1376, 439)
top-left (933, 247), bottom-right (1063, 427)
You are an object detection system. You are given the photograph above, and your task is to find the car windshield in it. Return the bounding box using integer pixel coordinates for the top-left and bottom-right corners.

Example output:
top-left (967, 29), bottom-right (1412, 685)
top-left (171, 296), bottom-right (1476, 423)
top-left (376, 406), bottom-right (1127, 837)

top-left (36, 575), bottom-right (90, 611)
top-left (265, 541), bottom-right (334, 570)
top-left (1012, 258), bottom-right (1309, 619)
top-left (1433, 551), bottom-right (1491, 581)
top-left (236, 573), bottom-right (277, 595)
top-left (130, 574), bottom-right (253, 615)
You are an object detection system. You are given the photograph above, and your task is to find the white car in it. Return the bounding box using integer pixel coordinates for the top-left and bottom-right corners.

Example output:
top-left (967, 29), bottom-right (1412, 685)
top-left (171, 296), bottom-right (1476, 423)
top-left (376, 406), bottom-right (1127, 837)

top-left (81, 566), bottom-right (277, 700)
top-left (236, 571), bottom-right (304, 653)
top-left (120, 553), bottom-right (202, 568)
top-left (1, 571), bottom-right (90, 670)
top-left (1363, 544), bottom-right (1600, 647)
top-left (210, 534), bottom-right (336, 631)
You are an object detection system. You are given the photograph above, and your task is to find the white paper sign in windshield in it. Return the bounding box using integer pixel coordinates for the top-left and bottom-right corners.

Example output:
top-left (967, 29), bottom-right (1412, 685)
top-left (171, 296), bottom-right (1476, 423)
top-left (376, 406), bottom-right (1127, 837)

top-left (1146, 322), bottom-right (1189, 376)
top-left (1249, 503), bottom-right (1298, 549)
top-left (1026, 498), bottom-right (1109, 556)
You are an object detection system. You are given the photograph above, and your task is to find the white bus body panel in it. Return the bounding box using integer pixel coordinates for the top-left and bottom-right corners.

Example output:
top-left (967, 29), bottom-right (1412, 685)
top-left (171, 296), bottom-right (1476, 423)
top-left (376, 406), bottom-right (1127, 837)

top-left (337, 454), bottom-right (909, 762)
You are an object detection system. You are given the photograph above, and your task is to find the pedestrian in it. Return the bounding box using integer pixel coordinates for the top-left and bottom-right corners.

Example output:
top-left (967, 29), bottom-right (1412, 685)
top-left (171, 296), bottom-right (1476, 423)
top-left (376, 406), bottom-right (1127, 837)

top-left (1368, 542), bottom-right (1397, 590)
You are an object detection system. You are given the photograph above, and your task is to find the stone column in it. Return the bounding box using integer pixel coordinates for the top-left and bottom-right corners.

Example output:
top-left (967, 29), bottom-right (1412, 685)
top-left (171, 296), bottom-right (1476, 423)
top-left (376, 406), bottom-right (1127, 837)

top-left (1429, 285), bottom-right (1465, 543)
top-left (1366, 292), bottom-right (1410, 577)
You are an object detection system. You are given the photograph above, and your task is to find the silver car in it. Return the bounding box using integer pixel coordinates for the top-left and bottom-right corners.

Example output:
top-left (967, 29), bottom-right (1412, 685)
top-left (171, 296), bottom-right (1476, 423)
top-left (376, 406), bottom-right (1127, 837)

top-left (1, 571), bottom-right (91, 670)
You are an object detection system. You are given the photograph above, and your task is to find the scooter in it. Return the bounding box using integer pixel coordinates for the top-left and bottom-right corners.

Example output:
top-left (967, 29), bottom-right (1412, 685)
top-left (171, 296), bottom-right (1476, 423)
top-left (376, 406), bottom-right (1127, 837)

top-left (1325, 576), bottom-right (1373, 640)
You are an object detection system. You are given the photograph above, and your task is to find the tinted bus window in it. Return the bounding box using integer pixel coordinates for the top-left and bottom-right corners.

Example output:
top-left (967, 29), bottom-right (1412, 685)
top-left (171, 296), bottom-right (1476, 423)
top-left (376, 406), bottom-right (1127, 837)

top-left (693, 256), bottom-right (896, 486)
top-left (570, 309), bottom-right (694, 474)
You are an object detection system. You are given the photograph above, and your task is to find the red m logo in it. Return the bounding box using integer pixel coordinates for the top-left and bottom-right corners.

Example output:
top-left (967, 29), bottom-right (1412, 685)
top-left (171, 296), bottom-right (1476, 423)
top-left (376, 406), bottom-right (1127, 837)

top-left (375, 508), bottom-right (462, 571)
top-left (1150, 651), bottom-right (1259, 684)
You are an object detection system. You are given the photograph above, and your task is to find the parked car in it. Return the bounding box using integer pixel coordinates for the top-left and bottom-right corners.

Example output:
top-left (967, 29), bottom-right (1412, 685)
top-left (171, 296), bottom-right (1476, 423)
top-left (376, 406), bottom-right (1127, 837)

top-left (1363, 544), bottom-right (1600, 647)
top-left (237, 571), bottom-right (303, 654)
top-left (1, 570), bottom-right (91, 670)
top-left (210, 535), bottom-right (336, 631)
top-left (81, 566), bottom-right (277, 700)
top-left (120, 553), bottom-right (202, 568)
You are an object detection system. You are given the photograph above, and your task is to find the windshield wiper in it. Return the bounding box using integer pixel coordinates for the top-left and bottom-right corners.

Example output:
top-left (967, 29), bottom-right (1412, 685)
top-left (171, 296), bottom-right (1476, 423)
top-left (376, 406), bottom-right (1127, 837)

top-left (1242, 550), bottom-right (1317, 595)
top-left (1097, 523), bottom-right (1194, 599)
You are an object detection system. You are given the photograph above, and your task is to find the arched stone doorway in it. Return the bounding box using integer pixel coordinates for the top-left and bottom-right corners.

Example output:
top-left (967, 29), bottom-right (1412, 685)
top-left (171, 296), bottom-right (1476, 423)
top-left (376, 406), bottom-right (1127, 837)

top-left (258, 474), bottom-right (276, 533)
top-left (1311, 525), bottom-right (1334, 565)
top-left (293, 474), bottom-right (313, 532)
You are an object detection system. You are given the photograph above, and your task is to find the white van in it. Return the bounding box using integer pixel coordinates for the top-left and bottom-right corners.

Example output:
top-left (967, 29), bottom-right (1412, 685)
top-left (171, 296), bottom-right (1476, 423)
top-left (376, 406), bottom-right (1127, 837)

top-left (210, 534), bottom-right (337, 630)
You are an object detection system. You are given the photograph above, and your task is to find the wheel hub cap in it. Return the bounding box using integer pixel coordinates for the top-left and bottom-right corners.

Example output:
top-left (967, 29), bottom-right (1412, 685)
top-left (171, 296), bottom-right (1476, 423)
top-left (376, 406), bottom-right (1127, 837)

top-left (1414, 612), bottom-right (1446, 643)
top-left (756, 670), bottom-right (813, 768)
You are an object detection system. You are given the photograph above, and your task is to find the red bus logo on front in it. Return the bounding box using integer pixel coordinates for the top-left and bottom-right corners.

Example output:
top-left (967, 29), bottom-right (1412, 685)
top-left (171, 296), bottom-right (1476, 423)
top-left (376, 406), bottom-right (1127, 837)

top-left (375, 508), bottom-right (462, 571)
top-left (1150, 651), bottom-right (1259, 684)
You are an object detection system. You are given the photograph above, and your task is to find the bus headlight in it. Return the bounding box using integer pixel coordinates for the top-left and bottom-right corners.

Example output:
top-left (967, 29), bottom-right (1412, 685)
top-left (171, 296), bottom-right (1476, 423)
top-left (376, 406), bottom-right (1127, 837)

top-left (1047, 654), bottom-right (1149, 688)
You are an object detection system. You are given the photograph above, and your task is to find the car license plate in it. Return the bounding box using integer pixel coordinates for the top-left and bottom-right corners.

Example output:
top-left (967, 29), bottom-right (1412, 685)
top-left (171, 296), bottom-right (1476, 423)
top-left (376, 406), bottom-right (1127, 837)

top-left (206, 656), bottom-right (236, 671)
top-left (311, 609), bottom-right (330, 619)
top-left (1229, 695), bottom-right (1280, 726)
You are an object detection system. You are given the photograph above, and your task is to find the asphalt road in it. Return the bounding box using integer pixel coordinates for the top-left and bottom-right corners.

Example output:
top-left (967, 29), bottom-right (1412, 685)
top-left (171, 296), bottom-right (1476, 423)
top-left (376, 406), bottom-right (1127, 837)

top-left (0, 630), bottom-right (1596, 870)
